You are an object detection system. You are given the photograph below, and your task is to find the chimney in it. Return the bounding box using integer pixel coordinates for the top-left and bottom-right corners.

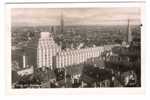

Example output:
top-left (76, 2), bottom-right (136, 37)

top-left (23, 54), bottom-right (26, 68)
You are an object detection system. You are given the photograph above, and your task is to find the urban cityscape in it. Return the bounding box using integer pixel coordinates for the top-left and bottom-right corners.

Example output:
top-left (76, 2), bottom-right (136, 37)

top-left (11, 8), bottom-right (141, 88)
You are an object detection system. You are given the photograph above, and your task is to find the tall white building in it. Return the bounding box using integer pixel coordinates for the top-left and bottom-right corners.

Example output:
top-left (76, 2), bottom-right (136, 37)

top-left (37, 32), bottom-right (61, 69)
top-left (36, 32), bottom-right (120, 69)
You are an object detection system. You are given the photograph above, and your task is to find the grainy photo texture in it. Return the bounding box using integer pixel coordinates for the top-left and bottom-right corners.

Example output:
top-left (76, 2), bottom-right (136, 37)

top-left (11, 6), bottom-right (142, 88)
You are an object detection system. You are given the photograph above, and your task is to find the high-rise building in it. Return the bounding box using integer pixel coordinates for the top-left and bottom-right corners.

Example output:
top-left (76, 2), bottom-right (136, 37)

top-left (37, 32), bottom-right (61, 69)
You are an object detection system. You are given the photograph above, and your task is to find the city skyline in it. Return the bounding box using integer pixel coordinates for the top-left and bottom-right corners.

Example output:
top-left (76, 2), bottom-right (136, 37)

top-left (11, 6), bottom-right (142, 88)
top-left (11, 8), bottom-right (141, 26)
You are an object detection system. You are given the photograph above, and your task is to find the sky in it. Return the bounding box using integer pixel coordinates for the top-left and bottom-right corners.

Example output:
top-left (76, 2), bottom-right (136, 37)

top-left (11, 8), bottom-right (141, 26)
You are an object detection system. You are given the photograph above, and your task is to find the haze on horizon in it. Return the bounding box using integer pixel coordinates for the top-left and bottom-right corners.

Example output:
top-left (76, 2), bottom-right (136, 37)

top-left (11, 8), bottom-right (141, 26)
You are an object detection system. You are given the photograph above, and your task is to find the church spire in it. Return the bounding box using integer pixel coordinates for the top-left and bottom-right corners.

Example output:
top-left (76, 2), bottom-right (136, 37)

top-left (127, 19), bottom-right (132, 44)
top-left (60, 10), bottom-right (64, 34)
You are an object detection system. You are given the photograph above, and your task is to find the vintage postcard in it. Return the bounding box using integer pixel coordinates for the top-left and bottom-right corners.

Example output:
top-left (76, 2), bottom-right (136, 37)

top-left (5, 2), bottom-right (145, 95)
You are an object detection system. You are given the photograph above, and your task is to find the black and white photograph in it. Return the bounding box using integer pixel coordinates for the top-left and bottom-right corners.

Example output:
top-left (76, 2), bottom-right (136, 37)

top-left (8, 3), bottom-right (143, 90)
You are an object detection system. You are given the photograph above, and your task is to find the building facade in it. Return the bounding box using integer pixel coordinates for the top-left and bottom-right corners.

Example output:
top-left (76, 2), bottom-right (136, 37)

top-left (54, 47), bottom-right (104, 68)
top-left (37, 32), bottom-right (61, 69)
top-left (36, 32), bottom-right (120, 69)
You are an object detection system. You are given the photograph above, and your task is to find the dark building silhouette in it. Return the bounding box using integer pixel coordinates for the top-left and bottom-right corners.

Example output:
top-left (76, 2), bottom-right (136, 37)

top-left (60, 11), bottom-right (64, 34)
top-left (127, 19), bottom-right (132, 44)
